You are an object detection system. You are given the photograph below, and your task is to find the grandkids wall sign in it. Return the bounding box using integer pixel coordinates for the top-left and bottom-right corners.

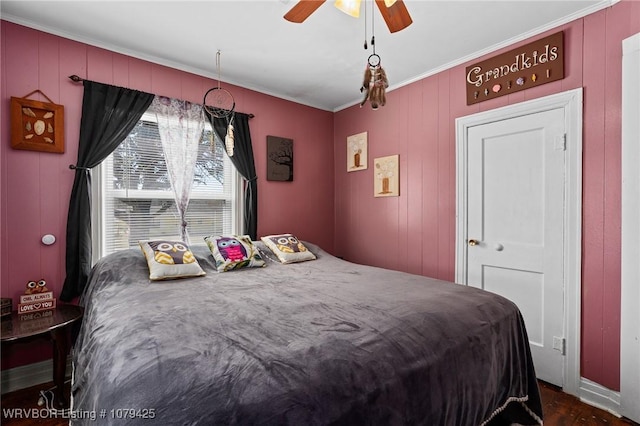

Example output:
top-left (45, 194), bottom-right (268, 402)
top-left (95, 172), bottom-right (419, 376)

top-left (465, 32), bottom-right (564, 105)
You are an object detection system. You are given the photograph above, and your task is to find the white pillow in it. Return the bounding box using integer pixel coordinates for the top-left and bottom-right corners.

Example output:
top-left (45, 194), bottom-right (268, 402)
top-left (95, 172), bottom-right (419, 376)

top-left (139, 240), bottom-right (206, 281)
top-left (260, 234), bottom-right (316, 264)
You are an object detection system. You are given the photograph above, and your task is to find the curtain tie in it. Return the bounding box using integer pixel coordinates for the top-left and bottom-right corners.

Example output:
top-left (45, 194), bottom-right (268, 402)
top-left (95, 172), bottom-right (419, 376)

top-left (69, 164), bottom-right (91, 171)
top-left (247, 176), bottom-right (258, 182)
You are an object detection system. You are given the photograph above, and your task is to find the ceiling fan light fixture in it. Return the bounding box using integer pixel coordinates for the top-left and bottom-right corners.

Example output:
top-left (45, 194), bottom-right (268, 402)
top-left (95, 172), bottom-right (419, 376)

top-left (284, 0), bottom-right (412, 33)
top-left (334, 0), bottom-right (361, 18)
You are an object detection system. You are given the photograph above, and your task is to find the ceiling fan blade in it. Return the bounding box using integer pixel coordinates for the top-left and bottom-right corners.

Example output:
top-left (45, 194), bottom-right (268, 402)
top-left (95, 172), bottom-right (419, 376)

top-left (375, 0), bottom-right (413, 33)
top-left (284, 0), bottom-right (327, 23)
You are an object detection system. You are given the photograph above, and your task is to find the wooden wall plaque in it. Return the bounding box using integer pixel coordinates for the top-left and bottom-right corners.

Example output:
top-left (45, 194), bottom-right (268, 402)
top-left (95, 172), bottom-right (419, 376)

top-left (267, 135), bottom-right (293, 181)
top-left (465, 31), bottom-right (564, 105)
top-left (11, 94), bottom-right (64, 153)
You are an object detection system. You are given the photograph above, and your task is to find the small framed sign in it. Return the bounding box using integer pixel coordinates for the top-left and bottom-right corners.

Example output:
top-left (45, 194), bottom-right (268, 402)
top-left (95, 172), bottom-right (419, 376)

top-left (347, 131), bottom-right (368, 172)
top-left (11, 92), bottom-right (65, 153)
top-left (465, 31), bottom-right (564, 105)
top-left (374, 154), bottom-right (399, 197)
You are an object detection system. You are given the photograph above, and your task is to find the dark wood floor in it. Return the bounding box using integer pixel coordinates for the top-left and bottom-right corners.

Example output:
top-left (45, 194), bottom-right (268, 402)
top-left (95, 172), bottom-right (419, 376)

top-left (1, 380), bottom-right (638, 425)
top-left (537, 381), bottom-right (638, 426)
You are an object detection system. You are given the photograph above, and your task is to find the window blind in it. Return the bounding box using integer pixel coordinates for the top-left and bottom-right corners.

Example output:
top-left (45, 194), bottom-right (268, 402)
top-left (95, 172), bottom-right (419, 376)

top-left (98, 112), bottom-right (238, 257)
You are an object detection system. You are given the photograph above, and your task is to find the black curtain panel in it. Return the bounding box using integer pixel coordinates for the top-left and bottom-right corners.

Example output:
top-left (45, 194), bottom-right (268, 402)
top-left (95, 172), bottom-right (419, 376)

top-left (206, 112), bottom-right (258, 240)
top-left (60, 80), bottom-right (154, 301)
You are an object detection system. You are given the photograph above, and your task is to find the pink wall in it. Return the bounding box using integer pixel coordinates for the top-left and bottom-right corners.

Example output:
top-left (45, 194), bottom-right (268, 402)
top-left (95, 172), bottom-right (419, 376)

top-left (1, 0), bottom-right (638, 393)
top-left (0, 21), bottom-right (334, 369)
top-left (333, 0), bottom-right (640, 391)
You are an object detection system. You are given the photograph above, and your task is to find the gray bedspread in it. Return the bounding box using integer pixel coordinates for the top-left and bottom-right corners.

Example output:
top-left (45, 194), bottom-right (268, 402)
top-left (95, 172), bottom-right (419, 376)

top-left (71, 242), bottom-right (543, 425)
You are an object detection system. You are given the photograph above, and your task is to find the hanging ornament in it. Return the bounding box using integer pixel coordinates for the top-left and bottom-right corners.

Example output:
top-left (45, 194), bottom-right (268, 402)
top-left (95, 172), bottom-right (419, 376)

top-left (203, 50), bottom-right (237, 157)
top-left (360, 56), bottom-right (388, 109)
top-left (225, 116), bottom-right (235, 157)
top-left (358, 1), bottom-right (388, 109)
top-left (203, 50), bottom-right (235, 120)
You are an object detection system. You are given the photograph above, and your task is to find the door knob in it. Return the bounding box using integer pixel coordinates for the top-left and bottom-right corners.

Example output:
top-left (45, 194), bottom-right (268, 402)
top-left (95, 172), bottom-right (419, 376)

top-left (468, 239), bottom-right (479, 246)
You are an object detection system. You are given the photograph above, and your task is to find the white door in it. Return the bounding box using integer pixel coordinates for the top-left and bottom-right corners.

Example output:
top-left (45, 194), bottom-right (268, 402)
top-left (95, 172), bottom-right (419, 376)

top-left (621, 32), bottom-right (640, 424)
top-left (466, 108), bottom-right (566, 387)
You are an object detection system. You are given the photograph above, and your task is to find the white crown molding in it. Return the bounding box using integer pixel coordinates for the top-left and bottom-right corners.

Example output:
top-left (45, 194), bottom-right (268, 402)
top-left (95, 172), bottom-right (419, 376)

top-left (0, 13), bottom-right (332, 112)
top-left (2, 1), bottom-right (616, 114)
top-left (334, 0), bottom-right (618, 112)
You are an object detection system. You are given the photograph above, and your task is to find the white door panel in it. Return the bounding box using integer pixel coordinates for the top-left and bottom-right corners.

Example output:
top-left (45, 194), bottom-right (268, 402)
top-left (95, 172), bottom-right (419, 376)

top-left (482, 266), bottom-right (543, 344)
top-left (466, 108), bottom-right (566, 386)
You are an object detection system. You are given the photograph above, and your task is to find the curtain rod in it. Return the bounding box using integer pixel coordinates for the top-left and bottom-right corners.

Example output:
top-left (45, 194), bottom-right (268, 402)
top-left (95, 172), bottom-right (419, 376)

top-left (68, 75), bottom-right (255, 118)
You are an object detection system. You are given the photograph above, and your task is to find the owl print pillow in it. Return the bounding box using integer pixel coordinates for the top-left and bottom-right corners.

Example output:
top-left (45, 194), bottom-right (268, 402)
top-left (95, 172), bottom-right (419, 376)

top-left (260, 234), bottom-right (317, 264)
top-left (139, 240), bottom-right (206, 281)
top-left (204, 235), bottom-right (266, 272)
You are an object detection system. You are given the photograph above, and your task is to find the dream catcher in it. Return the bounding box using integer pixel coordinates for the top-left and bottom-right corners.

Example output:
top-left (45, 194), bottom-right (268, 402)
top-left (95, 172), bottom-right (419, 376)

top-left (359, 2), bottom-right (389, 109)
top-left (360, 53), bottom-right (388, 109)
top-left (203, 50), bottom-right (236, 156)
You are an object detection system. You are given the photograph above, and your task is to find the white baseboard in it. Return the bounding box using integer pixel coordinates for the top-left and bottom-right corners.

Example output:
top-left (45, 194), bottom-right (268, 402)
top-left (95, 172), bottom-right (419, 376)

top-left (579, 377), bottom-right (622, 417)
top-left (1, 357), bottom-right (72, 395)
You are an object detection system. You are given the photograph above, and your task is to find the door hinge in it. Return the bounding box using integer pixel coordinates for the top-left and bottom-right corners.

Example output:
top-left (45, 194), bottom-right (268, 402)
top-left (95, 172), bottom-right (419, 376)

top-left (554, 134), bottom-right (567, 151)
top-left (553, 336), bottom-right (566, 355)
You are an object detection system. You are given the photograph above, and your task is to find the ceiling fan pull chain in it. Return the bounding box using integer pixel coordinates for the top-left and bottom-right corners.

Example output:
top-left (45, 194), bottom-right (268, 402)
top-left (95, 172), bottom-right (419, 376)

top-left (371, 2), bottom-right (376, 55)
top-left (371, 1), bottom-right (375, 54)
top-left (363, 0), bottom-right (368, 49)
top-left (216, 50), bottom-right (222, 89)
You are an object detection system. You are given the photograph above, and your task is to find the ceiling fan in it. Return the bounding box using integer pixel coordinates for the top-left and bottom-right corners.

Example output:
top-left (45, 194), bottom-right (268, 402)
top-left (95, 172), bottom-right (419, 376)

top-left (284, 0), bottom-right (413, 33)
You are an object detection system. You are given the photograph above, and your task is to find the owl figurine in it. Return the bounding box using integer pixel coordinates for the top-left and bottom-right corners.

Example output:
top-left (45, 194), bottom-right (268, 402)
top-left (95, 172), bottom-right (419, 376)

top-left (149, 241), bottom-right (196, 265)
top-left (216, 237), bottom-right (248, 262)
top-left (272, 235), bottom-right (307, 254)
top-left (25, 279), bottom-right (49, 294)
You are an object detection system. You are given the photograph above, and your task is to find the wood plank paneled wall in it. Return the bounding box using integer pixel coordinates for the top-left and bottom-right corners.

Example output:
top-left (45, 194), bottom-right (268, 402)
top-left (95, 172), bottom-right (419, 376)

top-left (333, 0), bottom-right (640, 391)
top-left (0, 21), bottom-right (334, 370)
top-left (1, 0), bottom-right (638, 394)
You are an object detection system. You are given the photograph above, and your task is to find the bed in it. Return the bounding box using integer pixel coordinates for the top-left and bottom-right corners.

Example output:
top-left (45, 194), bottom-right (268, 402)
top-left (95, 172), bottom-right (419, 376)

top-left (71, 241), bottom-right (543, 425)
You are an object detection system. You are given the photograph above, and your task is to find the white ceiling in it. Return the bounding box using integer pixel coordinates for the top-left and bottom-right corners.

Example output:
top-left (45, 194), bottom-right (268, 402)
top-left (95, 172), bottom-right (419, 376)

top-left (1, 0), bottom-right (613, 112)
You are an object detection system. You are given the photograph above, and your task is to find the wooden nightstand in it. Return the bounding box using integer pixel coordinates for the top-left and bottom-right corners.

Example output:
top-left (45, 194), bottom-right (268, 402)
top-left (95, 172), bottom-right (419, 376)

top-left (1, 304), bottom-right (84, 408)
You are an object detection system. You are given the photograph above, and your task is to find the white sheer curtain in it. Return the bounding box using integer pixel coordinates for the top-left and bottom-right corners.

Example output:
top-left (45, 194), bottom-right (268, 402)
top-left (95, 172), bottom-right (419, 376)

top-left (151, 96), bottom-right (205, 243)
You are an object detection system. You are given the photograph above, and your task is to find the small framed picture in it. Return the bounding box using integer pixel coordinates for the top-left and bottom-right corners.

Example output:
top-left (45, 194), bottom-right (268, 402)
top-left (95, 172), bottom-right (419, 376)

top-left (374, 154), bottom-right (399, 197)
top-left (347, 131), bottom-right (367, 172)
top-left (11, 96), bottom-right (64, 154)
top-left (267, 135), bottom-right (293, 181)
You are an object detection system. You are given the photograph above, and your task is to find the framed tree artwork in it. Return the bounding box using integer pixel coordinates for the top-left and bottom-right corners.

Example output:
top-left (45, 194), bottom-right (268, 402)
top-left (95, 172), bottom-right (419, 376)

top-left (267, 135), bottom-right (293, 181)
top-left (10, 91), bottom-right (64, 153)
top-left (347, 131), bottom-right (367, 172)
top-left (374, 155), bottom-right (399, 197)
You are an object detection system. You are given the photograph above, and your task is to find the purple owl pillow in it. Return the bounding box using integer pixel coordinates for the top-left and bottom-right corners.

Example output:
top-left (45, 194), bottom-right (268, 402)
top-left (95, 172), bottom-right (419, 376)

top-left (204, 235), bottom-right (266, 272)
top-left (139, 240), bottom-right (206, 281)
top-left (260, 234), bottom-right (317, 264)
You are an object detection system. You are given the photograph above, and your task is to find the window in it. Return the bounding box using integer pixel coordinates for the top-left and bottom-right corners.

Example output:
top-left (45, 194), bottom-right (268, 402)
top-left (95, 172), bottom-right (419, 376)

top-left (92, 111), bottom-right (242, 260)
